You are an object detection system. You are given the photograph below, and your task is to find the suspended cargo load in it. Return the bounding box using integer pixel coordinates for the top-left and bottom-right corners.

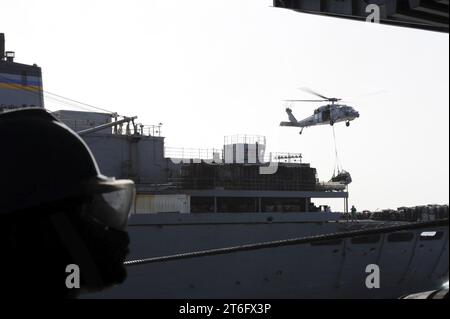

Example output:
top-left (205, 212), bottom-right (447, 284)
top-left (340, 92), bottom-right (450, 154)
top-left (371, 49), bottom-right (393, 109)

top-left (330, 170), bottom-right (352, 185)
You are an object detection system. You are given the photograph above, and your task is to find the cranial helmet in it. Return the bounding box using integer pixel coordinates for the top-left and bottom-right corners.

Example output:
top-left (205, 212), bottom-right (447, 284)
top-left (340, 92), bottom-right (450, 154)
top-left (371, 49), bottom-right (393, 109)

top-left (0, 108), bottom-right (135, 231)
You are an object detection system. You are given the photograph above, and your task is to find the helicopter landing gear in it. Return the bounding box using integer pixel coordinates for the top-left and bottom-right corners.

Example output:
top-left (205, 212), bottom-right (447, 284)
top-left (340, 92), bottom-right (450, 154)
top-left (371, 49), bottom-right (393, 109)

top-left (299, 128), bottom-right (304, 135)
top-left (330, 120), bottom-right (335, 126)
top-left (346, 121), bottom-right (350, 127)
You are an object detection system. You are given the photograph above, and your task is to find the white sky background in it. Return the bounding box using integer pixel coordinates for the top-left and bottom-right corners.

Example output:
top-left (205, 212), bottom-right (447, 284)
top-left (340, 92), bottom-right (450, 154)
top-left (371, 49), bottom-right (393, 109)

top-left (1, 0), bottom-right (449, 211)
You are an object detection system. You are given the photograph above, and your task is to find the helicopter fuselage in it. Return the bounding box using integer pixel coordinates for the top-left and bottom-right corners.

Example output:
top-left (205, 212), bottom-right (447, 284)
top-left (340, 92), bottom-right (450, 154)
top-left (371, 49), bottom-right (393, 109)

top-left (305, 105), bottom-right (359, 126)
top-left (280, 104), bottom-right (360, 129)
top-left (280, 89), bottom-right (360, 132)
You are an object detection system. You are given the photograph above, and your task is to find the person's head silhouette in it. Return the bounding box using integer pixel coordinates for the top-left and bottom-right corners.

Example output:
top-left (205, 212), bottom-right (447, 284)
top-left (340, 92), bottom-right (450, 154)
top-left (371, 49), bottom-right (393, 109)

top-left (0, 108), bottom-right (134, 298)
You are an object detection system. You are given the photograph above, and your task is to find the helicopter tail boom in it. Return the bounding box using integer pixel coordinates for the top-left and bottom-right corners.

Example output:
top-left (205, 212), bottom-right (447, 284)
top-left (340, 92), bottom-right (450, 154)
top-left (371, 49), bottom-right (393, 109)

top-left (285, 108), bottom-right (298, 123)
top-left (280, 121), bottom-right (300, 127)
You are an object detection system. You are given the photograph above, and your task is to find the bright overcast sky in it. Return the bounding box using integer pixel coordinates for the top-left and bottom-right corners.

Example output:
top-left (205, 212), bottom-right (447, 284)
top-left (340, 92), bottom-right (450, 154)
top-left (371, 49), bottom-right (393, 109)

top-left (1, 0), bottom-right (449, 211)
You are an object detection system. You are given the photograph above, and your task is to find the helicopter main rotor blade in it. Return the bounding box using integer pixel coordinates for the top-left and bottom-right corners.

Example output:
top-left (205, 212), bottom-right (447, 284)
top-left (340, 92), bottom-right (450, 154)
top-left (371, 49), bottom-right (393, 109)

top-left (298, 87), bottom-right (330, 100)
top-left (284, 99), bottom-right (328, 102)
top-left (298, 87), bottom-right (342, 102)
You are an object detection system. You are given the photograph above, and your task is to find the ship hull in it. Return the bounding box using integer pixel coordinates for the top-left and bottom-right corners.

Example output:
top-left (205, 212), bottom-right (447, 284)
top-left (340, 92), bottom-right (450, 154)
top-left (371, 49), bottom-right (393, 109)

top-left (85, 213), bottom-right (449, 299)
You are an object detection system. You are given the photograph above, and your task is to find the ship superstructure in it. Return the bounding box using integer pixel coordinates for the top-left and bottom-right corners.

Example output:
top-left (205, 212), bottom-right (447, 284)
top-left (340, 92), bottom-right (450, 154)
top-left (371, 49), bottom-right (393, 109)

top-left (0, 34), bottom-right (44, 111)
top-left (52, 109), bottom-right (350, 215)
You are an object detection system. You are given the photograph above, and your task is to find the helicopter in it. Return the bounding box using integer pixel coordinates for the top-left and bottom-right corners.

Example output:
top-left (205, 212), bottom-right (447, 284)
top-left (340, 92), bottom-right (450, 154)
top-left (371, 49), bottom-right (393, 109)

top-left (280, 88), bottom-right (360, 134)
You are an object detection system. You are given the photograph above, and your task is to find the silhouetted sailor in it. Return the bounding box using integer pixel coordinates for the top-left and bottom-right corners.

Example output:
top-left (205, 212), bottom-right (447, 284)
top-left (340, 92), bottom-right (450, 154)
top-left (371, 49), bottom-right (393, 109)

top-left (351, 205), bottom-right (357, 221)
